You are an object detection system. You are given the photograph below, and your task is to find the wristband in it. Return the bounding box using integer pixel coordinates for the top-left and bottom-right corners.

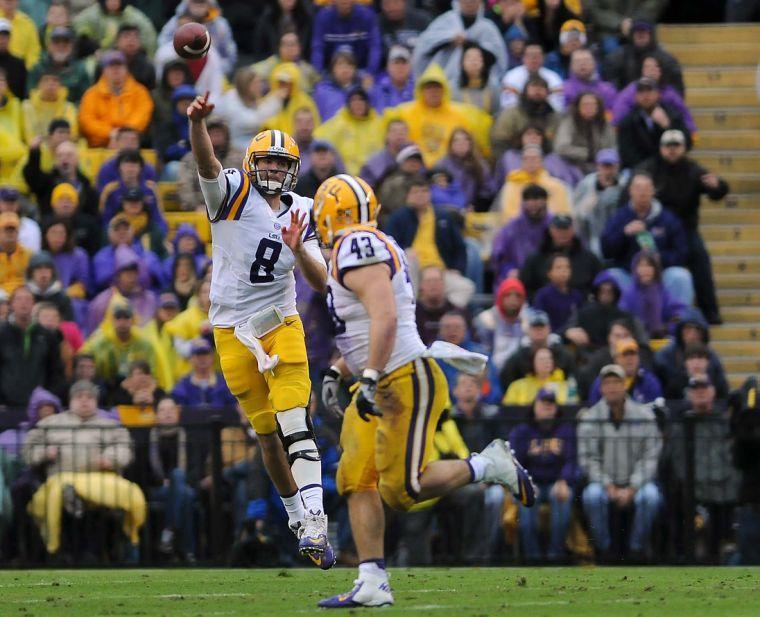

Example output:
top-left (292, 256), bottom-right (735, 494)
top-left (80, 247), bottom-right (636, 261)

top-left (362, 368), bottom-right (380, 382)
top-left (326, 365), bottom-right (342, 379)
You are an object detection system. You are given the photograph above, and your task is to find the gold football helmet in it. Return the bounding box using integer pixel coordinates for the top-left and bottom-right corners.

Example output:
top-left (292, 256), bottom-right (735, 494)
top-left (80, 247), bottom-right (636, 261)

top-left (313, 174), bottom-right (380, 247)
top-left (243, 129), bottom-right (300, 194)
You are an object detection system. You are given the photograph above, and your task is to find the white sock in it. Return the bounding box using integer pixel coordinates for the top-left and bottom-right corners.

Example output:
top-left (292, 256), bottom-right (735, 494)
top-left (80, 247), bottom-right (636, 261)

top-left (298, 482), bottom-right (324, 516)
top-left (359, 560), bottom-right (387, 580)
top-left (280, 491), bottom-right (305, 525)
top-left (467, 453), bottom-right (490, 482)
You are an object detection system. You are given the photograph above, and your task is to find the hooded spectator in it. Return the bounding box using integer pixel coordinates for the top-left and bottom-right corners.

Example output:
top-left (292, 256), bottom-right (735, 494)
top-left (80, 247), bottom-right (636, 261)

top-left (164, 279), bottom-right (213, 366)
top-left (496, 144), bottom-right (572, 222)
top-left (611, 55), bottom-right (695, 133)
top-left (25, 251), bottom-right (73, 321)
top-left (87, 245), bottom-right (159, 334)
top-left (140, 292), bottom-right (182, 390)
top-left (563, 48), bottom-right (617, 110)
top-left (572, 148), bottom-right (627, 257)
top-left (0, 386), bottom-right (62, 456)
top-left (654, 308), bottom-right (729, 400)
top-left (587, 337), bottom-right (662, 404)
top-left (544, 18), bottom-right (587, 77)
top-left (163, 224), bottom-right (210, 286)
top-left (263, 62), bottom-right (320, 136)
top-left (491, 183), bottom-right (551, 283)
top-left (369, 43), bottom-right (415, 113)
top-left (313, 85), bottom-right (384, 175)
top-left (311, 0), bottom-right (382, 74)
top-left (554, 91), bottom-right (617, 175)
top-left (520, 213), bottom-right (602, 298)
top-left (0, 64), bottom-right (21, 141)
top-left (78, 50), bottom-right (154, 148)
top-left (215, 67), bottom-right (284, 152)
top-left (413, 0), bottom-right (506, 91)
top-left (41, 216), bottom-right (91, 302)
top-left (21, 69), bottom-right (77, 142)
top-left (474, 277), bottom-right (528, 369)
top-left (157, 0), bottom-right (237, 74)
top-left (252, 30), bottom-right (320, 94)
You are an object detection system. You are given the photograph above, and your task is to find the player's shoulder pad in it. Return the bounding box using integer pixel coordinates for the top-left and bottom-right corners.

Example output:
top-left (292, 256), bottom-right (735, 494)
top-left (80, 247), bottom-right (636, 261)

top-left (333, 229), bottom-right (401, 284)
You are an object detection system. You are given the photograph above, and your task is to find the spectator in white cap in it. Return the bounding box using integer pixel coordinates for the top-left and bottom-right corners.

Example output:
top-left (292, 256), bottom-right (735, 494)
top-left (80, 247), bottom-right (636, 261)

top-left (377, 142), bottom-right (425, 217)
top-left (0, 17), bottom-right (25, 98)
top-left (369, 44), bottom-right (415, 113)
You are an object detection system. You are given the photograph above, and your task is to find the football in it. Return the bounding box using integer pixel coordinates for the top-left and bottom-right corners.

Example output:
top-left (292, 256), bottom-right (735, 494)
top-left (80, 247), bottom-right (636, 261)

top-left (173, 22), bottom-right (211, 59)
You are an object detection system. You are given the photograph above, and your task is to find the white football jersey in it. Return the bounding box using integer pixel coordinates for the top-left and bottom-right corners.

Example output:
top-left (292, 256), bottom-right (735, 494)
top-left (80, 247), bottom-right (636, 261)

top-left (327, 227), bottom-right (426, 376)
top-left (207, 168), bottom-right (323, 327)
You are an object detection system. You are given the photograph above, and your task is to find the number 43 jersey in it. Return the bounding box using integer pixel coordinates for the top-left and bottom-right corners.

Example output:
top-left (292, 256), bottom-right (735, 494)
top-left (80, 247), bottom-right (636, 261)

top-left (327, 226), bottom-right (426, 376)
top-left (206, 168), bottom-right (325, 328)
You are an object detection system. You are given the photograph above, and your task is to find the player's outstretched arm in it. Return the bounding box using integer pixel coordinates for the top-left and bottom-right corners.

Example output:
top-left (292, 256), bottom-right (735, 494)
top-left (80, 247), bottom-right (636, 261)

top-left (188, 91), bottom-right (222, 180)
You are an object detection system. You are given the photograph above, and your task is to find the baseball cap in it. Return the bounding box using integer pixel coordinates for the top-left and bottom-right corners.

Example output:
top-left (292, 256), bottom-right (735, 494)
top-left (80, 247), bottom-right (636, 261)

top-left (535, 387), bottom-right (557, 403)
top-left (121, 187), bottom-right (145, 202)
top-left (50, 26), bottom-right (74, 41)
top-left (113, 304), bottom-right (134, 319)
top-left (599, 364), bottom-right (626, 380)
top-left (159, 292), bottom-right (180, 309)
top-left (636, 77), bottom-right (658, 91)
top-left (614, 338), bottom-right (639, 355)
top-left (550, 214), bottom-right (573, 229)
top-left (100, 50), bottom-right (127, 67)
top-left (0, 19), bottom-right (11, 34)
top-left (396, 144), bottom-right (423, 164)
top-left (660, 129), bottom-right (686, 146)
top-left (109, 213), bottom-right (131, 229)
top-left (190, 338), bottom-right (213, 355)
top-left (309, 139), bottom-right (332, 153)
top-left (0, 186), bottom-right (19, 201)
top-left (688, 375), bottom-right (712, 389)
top-left (596, 148), bottom-right (619, 165)
top-left (0, 211), bottom-right (20, 229)
top-left (632, 19), bottom-right (653, 32)
top-left (528, 309), bottom-right (550, 327)
top-left (388, 45), bottom-right (411, 63)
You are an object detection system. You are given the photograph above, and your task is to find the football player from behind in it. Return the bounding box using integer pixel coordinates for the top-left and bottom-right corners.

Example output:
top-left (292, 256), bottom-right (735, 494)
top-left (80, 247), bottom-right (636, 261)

top-left (188, 92), bottom-right (334, 568)
top-left (314, 175), bottom-right (536, 608)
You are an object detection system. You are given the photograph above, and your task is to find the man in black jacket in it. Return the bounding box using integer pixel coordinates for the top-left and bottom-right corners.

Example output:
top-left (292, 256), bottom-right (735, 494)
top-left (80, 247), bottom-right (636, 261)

top-left (520, 214), bottom-right (601, 299)
top-left (617, 78), bottom-right (691, 169)
top-left (0, 286), bottom-right (64, 407)
top-left (638, 130), bottom-right (729, 323)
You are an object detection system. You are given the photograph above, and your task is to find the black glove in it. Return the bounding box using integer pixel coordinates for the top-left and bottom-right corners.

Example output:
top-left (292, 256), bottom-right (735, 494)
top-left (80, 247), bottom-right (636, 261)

top-left (356, 375), bottom-right (381, 422)
top-left (322, 366), bottom-right (344, 418)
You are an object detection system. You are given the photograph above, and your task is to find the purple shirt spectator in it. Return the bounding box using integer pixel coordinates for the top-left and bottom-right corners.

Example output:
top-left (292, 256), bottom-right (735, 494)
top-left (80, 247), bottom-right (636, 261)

top-left (92, 241), bottom-right (164, 293)
top-left (436, 155), bottom-right (497, 210)
top-left (369, 71), bottom-right (414, 113)
top-left (508, 416), bottom-right (577, 485)
top-left (96, 156), bottom-right (157, 192)
top-left (51, 246), bottom-right (92, 296)
top-left (311, 3), bottom-right (382, 74)
top-left (611, 81), bottom-right (696, 133)
top-left (171, 372), bottom-right (236, 408)
top-left (532, 283), bottom-right (585, 332)
top-left (314, 74), bottom-right (362, 122)
top-left (563, 74), bottom-right (618, 110)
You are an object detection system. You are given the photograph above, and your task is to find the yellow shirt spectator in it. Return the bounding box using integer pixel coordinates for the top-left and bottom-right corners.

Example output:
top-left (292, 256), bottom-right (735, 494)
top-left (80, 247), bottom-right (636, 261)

top-left (22, 77), bottom-right (78, 143)
top-left (0, 7), bottom-right (41, 69)
top-left (411, 206), bottom-right (445, 270)
top-left (263, 62), bottom-right (320, 136)
top-left (0, 211), bottom-right (31, 294)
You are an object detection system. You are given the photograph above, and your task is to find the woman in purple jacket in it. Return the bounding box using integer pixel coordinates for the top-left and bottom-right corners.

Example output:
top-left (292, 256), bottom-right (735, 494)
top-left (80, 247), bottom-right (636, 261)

top-left (508, 388), bottom-right (577, 561)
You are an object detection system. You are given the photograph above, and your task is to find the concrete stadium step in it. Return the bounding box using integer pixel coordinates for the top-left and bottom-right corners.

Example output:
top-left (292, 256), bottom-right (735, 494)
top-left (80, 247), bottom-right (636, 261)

top-left (712, 256), bottom-right (760, 274)
top-left (709, 323), bottom-right (760, 341)
top-left (666, 43), bottom-right (760, 66)
top-left (693, 152), bottom-right (760, 174)
top-left (702, 194), bottom-right (759, 210)
top-left (718, 175), bottom-right (760, 193)
top-left (710, 273), bottom-right (760, 288)
top-left (722, 306), bottom-right (760, 322)
top-left (693, 109), bottom-right (760, 130)
top-left (712, 339), bottom-right (760, 356)
top-left (722, 356), bottom-right (760, 374)
top-left (658, 23), bottom-right (760, 45)
top-left (684, 67), bottom-right (758, 89)
top-left (701, 225), bottom-right (760, 242)
top-left (717, 289), bottom-right (760, 305)
top-left (697, 130), bottom-right (760, 150)
top-left (687, 88), bottom-right (759, 108)
top-left (706, 241), bottom-right (760, 257)
top-left (701, 209), bottom-right (759, 225)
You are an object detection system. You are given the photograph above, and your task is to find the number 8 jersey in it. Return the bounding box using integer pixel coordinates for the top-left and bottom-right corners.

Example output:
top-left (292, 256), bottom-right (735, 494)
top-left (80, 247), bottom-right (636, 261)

top-left (327, 226), bottom-right (426, 376)
top-left (202, 167), bottom-right (325, 327)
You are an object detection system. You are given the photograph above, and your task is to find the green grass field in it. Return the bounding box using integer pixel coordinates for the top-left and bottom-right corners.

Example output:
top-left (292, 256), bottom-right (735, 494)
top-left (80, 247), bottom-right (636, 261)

top-left (1, 567), bottom-right (758, 616)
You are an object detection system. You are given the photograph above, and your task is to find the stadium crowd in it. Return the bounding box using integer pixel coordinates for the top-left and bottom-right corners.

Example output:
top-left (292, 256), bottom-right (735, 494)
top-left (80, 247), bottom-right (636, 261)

top-left (0, 0), bottom-right (758, 567)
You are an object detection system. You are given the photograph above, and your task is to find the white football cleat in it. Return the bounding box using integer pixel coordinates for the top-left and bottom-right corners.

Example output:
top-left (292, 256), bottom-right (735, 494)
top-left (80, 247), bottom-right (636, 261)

top-left (476, 439), bottom-right (536, 506)
top-left (319, 573), bottom-right (394, 608)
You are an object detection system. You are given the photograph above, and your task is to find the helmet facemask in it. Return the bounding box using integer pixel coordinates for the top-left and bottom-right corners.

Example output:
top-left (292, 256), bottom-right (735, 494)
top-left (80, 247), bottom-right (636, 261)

top-left (250, 153), bottom-right (300, 195)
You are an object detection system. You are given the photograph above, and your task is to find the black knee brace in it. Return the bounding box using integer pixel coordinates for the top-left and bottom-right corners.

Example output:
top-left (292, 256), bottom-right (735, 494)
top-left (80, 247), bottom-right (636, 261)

top-left (277, 412), bottom-right (321, 466)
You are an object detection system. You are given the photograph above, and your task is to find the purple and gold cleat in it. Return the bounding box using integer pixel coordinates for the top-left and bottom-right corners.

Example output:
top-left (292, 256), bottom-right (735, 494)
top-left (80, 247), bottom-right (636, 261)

top-left (299, 511), bottom-right (335, 570)
top-left (478, 439), bottom-right (537, 507)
